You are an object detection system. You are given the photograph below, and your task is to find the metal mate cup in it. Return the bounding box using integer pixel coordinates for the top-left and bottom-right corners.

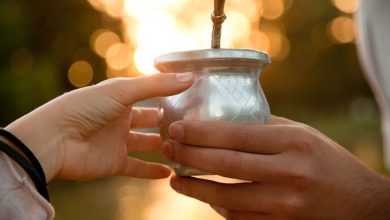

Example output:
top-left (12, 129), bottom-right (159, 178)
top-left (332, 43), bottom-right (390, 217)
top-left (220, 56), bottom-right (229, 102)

top-left (155, 48), bottom-right (271, 176)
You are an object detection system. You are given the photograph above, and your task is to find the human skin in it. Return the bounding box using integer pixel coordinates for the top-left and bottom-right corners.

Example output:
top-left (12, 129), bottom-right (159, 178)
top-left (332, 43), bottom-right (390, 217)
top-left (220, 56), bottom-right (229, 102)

top-left (162, 116), bottom-right (390, 220)
top-left (4, 72), bottom-right (193, 182)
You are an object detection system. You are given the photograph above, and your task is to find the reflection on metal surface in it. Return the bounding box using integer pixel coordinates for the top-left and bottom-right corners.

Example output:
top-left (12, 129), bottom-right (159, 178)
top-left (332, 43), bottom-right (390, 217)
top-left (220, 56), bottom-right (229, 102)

top-left (156, 49), bottom-right (270, 176)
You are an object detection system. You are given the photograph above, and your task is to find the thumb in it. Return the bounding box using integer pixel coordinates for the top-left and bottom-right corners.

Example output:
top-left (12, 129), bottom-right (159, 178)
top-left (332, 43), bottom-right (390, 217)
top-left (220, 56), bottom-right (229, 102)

top-left (99, 72), bottom-right (194, 105)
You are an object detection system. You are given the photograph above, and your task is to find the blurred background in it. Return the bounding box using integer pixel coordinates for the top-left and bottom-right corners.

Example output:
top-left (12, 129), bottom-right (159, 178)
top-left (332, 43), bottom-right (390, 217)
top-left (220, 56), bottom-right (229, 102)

top-left (0, 0), bottom-right (384, 219)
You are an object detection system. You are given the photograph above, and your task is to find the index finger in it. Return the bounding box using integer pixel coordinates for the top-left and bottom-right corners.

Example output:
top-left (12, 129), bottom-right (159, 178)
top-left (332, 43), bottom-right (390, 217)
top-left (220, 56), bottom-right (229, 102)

top-left (98, 72), bottom-right (194, 106)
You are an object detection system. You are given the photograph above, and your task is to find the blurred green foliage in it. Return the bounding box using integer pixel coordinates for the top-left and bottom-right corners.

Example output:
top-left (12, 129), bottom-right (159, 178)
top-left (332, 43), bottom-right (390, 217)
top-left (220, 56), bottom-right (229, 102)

top-left (0, 0), bottom-right (111, 124)
top-left (0, 0), bottom-right (384, 219)
top-left (262, 0), bottom-right (370, 109)
top-left (0, 0), bottom-right (375, 124)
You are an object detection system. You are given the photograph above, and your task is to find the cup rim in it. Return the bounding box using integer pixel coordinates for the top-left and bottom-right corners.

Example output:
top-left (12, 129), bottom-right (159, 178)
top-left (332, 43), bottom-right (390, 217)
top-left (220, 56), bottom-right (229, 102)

top-left (154, 48), bottom-right (271, 71)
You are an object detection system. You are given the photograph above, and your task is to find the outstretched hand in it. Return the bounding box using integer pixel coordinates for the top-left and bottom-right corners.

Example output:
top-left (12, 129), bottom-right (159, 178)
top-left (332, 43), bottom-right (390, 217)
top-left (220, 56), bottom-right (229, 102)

top-left (5, 72), bottom-right (193, 181)
top-left (162, 116), bottom-right (390, 220)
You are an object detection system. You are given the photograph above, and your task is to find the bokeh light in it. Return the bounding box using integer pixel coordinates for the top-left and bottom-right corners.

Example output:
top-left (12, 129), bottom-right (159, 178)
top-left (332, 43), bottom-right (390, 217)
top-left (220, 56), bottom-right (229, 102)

top-left (67, 60), bottom-right (94, 88)
top-left (250, 30), bottom-right (270, 52)
top-left (6, 0), bottom-right (379, 219)
top-left (327, 16), bottom-right (356, 44)
top-left (260, 24), bottom-right (290, 60)
top-left (331, 0), bottom-right (359, 14)
top-left (261, 0), bottom-right (285, 20)
top-left (87, 0), bottom-right (289, 76)
top-left (106, 43), bottom-right (132, 71)
top-left (91, 29), bottom-right (121, 58)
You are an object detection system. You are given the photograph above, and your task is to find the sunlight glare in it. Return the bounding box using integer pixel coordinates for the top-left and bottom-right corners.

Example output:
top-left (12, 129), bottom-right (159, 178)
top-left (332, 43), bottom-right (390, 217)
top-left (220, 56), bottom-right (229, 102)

top-left (91, 0), bottom-right (272, 75)
top-left (222, 11), bottom-right (251, 47)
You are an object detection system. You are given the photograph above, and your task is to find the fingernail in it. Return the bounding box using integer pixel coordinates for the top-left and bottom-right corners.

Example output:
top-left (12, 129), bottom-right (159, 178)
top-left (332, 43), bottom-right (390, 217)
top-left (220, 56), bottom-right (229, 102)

top-left (169, 123), bottom-right (184, 139)
top-left (161, 141), bottom-right (173, 160)
top-left (176, 72), bottom-right (193, 82)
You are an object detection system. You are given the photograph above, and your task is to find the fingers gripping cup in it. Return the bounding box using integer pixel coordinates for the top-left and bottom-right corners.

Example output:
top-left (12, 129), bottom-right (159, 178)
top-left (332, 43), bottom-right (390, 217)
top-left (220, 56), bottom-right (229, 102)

top-left (155, 49), bottom-right (271, 176)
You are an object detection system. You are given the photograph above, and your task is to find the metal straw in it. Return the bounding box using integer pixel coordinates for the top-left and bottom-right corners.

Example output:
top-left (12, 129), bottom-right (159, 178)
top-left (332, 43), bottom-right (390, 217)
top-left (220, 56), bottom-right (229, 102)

top-left (211, 0), bottom-right (226, 48)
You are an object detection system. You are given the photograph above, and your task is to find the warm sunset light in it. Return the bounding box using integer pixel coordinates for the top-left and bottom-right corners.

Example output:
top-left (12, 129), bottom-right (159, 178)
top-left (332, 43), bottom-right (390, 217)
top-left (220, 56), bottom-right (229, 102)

top-left (114, 179), bottom-right (221, 220)
top-left (115, 177), bottom-right (243, 220)
top-left (4, 1), bottom-right (387, 219)
top-left (90, 29), bottom-right (121, 58)
top-left (74, 0), bottom-right (357, 83)
top-left (87, 0), bottom-right (292, 76)
top-left (331, 0), bottom-right (359, 14)
top-left (106, 43), bottom-right (133, 70)
top-left (261, 0), bottom-right (285, 20)
top-left (68, 60), bottom-right (94, 88)
top-left (328, 16), bottom-right (356, 44)
top-left (76, 1), bottom-right (363, 218)
top-left (328, 0), bottom-right (358, 44)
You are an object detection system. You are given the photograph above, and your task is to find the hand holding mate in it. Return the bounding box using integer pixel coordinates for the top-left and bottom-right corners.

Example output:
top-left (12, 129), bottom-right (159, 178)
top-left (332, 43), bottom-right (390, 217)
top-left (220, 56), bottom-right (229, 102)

top-left (162, 116), bottom-right (390, 219)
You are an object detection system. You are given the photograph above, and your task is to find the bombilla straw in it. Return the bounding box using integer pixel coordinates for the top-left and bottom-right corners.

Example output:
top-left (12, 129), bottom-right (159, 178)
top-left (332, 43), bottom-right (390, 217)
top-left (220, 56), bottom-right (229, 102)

top-left (211, 0), bottom-right (226, 48)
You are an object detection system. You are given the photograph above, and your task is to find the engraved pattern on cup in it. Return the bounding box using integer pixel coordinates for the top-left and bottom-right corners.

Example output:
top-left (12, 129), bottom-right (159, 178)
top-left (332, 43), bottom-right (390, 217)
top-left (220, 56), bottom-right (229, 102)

top-left (156, 49), bottom-right (270, 176)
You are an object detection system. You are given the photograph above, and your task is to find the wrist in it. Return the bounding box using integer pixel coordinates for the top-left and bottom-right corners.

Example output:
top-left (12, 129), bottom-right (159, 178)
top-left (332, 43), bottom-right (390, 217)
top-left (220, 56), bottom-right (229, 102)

top-left (0, 133), bottom-right (51, 200)
top-left (372, 176), bottom-right (390, 219)
top-left (0, 135), bottom-right (24, 156)
top-left (359, 174), bottom-right (390, 220)
top-left (5, 105), bottom-right (64, 182)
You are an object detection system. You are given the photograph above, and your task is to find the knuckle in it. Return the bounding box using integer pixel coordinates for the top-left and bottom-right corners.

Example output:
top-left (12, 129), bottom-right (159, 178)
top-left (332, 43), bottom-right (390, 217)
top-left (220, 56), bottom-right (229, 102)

top-left (99, 77), bottom-right (129, 100)
top-left (144, 73), bottom-right (164, 88)
top-left (284, 165), bottom-right (315, 190)
top-left (101, 77), bottom-right (125, 89)
top-left (282, 195), bottom-right (305, 218)
top-left (288, 126), bottom-right (315, 153)
top-left (153, 72), bottom-right (165, 81)
top-left (97, 77), bottom-right (120, 86)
